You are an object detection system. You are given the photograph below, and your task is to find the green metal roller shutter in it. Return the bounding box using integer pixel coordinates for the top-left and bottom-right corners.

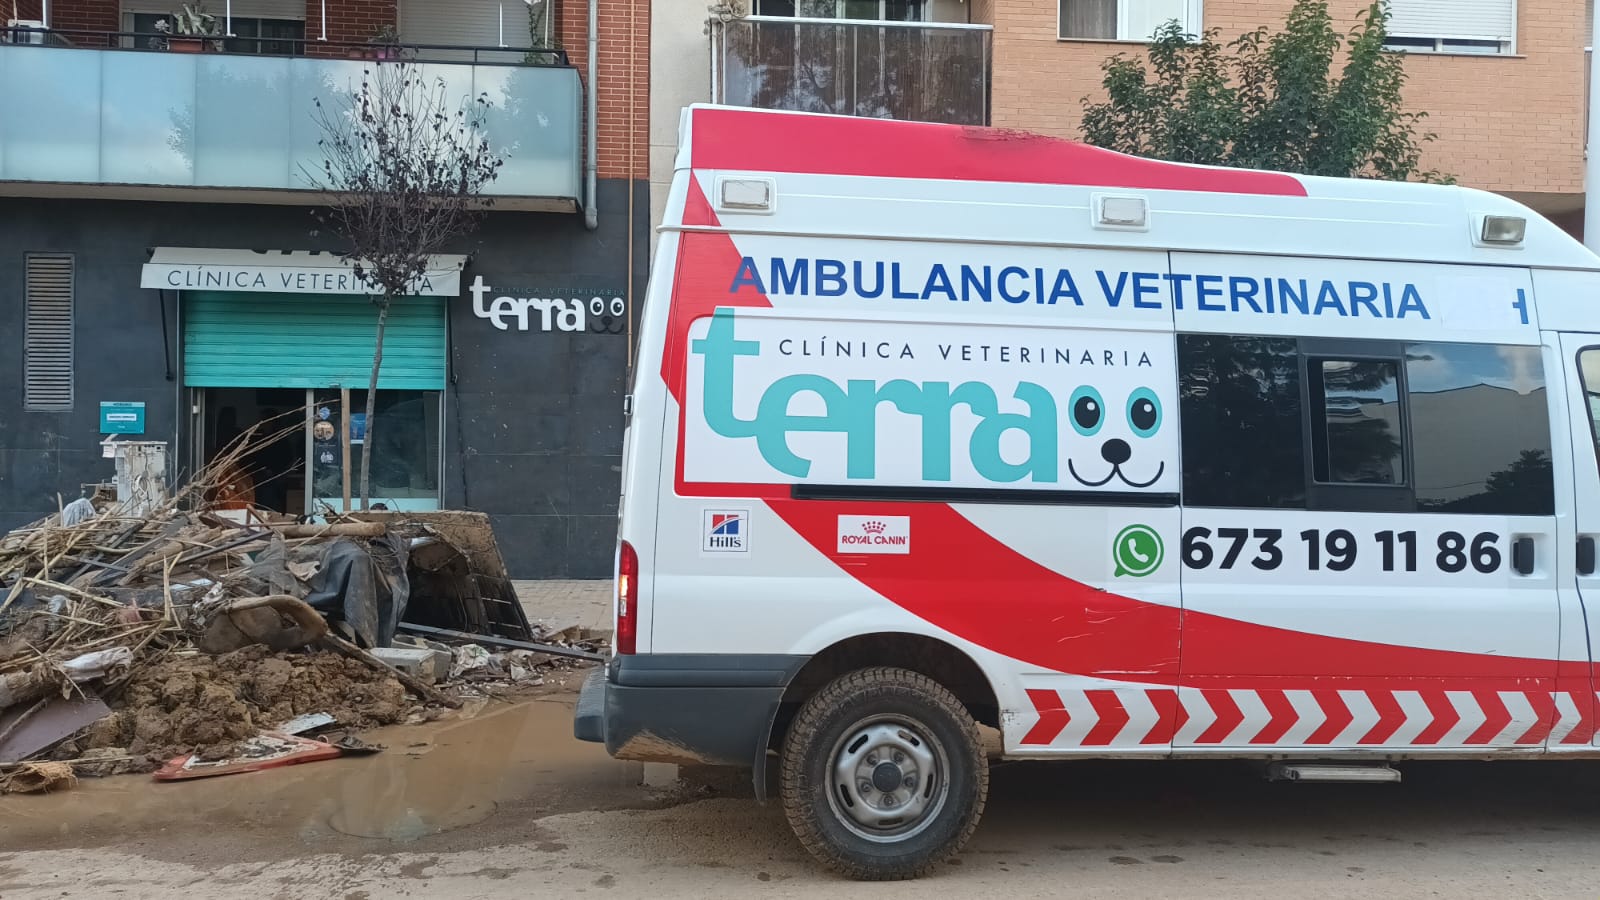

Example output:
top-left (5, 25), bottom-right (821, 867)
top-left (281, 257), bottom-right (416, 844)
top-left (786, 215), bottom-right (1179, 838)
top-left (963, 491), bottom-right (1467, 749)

top-left (183, 291), bottom-right (446, 390)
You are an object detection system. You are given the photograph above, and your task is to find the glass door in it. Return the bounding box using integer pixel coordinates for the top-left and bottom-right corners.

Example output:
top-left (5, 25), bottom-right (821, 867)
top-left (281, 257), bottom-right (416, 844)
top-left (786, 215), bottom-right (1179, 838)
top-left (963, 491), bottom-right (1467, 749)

top-left (310, 388), bottom-right (442, 514)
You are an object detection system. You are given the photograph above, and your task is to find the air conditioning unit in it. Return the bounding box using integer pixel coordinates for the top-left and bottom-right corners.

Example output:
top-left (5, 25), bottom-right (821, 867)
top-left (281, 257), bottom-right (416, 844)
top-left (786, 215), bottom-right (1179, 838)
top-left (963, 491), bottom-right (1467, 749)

top-left (4, 20), bottom-right (47, 44)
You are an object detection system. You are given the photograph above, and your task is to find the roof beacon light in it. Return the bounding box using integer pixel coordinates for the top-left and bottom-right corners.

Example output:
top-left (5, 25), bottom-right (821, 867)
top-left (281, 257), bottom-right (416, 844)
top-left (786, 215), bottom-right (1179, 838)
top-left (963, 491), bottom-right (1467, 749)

top-left (1481, 215), bottom-right (1527, 246)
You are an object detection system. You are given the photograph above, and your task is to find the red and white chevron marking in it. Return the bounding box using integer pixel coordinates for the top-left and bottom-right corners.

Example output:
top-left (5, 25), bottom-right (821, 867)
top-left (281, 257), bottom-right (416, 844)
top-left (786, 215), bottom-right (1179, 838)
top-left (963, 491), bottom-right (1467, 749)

top-left (1019, 687), bottom-right (1600, 750)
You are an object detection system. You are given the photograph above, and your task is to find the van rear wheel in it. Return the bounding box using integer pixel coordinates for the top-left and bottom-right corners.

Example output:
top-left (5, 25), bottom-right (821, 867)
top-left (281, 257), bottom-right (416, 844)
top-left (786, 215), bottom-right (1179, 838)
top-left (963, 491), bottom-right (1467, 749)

top-left (779, 667), bottom-right (988, 880)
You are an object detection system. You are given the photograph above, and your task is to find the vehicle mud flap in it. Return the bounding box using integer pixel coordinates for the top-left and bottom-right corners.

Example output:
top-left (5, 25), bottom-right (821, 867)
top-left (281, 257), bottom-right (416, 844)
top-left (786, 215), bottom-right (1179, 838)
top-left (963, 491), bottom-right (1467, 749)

top-left (752, 698), bottom-right (785, 803)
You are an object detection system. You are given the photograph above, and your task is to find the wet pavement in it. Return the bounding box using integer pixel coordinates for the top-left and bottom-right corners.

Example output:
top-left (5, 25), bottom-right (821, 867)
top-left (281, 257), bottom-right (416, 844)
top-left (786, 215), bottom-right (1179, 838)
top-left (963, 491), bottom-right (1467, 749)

top-left (0, 691), bottom-right (672, 861)
top-left (7, 683), bottom-right (1600, 897)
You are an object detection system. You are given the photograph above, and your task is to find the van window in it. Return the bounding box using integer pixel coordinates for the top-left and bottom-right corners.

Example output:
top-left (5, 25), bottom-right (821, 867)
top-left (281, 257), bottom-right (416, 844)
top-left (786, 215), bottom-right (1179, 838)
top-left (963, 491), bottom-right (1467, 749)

top-left (1579, 348), bottom-right (1600, 465)
top-left (1310, 358), bottom-right (1405, 487)
top-left (1177, 335), bottom-right (1305, 508)
top-left (1408, 343), bottom-right (1553, 516)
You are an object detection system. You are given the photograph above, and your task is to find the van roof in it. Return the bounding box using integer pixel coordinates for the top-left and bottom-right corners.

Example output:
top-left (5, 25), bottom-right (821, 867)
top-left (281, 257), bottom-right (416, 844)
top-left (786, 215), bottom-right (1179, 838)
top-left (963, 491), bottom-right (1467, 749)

top-left (676, 105), bottom-right (1600, 273)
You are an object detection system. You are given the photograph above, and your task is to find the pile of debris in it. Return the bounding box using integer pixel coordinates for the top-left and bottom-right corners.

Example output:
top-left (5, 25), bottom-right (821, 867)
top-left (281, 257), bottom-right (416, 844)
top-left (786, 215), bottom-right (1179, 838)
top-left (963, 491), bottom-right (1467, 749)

top-left (0, 439), bottom-right (605, 792)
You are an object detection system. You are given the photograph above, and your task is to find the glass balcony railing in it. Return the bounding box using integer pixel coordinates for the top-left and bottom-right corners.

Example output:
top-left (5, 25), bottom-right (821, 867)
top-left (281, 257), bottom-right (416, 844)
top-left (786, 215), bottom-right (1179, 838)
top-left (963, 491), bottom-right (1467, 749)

top-left (0, 41), bottom-right (582, 203)
top-left (711, 15), bottom-right (992, 127)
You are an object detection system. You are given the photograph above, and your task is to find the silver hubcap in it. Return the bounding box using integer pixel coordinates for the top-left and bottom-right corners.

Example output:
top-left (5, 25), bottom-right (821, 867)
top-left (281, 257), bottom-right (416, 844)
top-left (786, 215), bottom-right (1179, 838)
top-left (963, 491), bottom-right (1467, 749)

top-left (827, 715), bottom-right (949, 842)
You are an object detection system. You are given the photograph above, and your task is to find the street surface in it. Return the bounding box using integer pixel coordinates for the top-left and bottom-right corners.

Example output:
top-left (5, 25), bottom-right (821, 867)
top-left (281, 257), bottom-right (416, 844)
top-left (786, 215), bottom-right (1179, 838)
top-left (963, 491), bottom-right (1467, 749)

top-left (3, 584), bottom-right (1599, 897)
top-left (4, 686), bottom-right (1600, 898)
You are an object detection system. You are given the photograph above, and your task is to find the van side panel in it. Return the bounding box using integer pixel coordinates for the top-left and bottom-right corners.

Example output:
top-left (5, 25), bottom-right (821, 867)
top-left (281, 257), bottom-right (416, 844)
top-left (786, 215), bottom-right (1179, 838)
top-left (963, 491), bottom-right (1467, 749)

top-left (583, 107), bottom-right (1600, 766)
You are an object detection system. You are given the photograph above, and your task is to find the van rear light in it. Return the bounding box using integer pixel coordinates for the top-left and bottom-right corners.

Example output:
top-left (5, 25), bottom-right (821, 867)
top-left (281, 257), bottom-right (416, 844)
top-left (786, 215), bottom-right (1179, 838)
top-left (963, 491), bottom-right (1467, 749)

top-left (616, 540), bottom-right (638, 655)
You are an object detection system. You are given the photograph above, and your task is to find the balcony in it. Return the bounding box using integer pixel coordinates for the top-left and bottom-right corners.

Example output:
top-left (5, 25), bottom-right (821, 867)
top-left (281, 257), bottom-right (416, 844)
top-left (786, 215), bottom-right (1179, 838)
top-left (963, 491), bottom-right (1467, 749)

top-left (711, 15), bottom-right (991, 127)
top-left (0, 34), bottom-right (582, 210)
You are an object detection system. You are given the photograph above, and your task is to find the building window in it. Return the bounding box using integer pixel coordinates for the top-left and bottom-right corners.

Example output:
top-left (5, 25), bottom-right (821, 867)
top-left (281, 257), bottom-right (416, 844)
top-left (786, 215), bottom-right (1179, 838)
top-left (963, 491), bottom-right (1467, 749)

top-left (753, 0), bottom-right (928, 21)
top-left (1178, 334), bottom-right (1305, 509)
top-left (1382, 0), bottom-right (1514, 55)
top-left (1410, 344), bottom-right (1553, 515)
top-left (23, 253), bottom-right (74, 412)
top-left (126, 12), bottom-right (305, 54)
top-left (1058, 0), bottom-right (1200, 41)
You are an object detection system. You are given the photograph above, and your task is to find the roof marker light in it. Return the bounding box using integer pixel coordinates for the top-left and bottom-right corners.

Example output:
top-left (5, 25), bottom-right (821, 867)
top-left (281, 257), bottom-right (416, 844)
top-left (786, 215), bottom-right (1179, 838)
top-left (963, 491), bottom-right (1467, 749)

top-left (1481, 215), bottom-right (1527, 246)
top-left (718, 177), bottom-right (775, 213)
top-left (1094, 194), bottom-right (1149, 231)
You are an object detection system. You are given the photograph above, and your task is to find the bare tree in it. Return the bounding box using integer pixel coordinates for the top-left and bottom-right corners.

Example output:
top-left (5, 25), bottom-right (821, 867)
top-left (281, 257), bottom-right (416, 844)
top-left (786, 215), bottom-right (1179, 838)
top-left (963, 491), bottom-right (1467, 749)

top-left (304, 62), bottom-right (504, 509)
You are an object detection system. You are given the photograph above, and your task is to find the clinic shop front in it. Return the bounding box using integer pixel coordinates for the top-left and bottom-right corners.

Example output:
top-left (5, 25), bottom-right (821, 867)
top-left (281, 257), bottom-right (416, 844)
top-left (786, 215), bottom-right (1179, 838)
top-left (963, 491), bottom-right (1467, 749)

top-left (1, 196), bottom-right (642, 579)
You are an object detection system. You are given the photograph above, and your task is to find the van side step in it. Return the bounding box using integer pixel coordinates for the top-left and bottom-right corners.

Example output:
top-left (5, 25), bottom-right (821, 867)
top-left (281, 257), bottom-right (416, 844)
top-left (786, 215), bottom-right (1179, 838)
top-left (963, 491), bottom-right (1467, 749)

top-left (1265, 762), bottom-right (1402, 783)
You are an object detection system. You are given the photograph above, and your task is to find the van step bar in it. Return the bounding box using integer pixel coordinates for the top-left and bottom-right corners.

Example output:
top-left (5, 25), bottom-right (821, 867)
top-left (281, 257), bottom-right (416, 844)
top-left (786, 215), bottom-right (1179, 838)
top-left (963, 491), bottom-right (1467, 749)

top-left (1265, 762), bottom-right (1402, 783)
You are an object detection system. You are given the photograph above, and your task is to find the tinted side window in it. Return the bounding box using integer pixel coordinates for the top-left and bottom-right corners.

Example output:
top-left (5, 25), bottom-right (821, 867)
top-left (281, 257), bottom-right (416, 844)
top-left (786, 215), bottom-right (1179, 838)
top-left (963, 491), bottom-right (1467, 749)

top-left (1178, 335), bottom-right (1305, 508)
top-left (1407, 343), bottom-right (1553, 515)
top-left (1309, 358), bottom-right (1405, 486)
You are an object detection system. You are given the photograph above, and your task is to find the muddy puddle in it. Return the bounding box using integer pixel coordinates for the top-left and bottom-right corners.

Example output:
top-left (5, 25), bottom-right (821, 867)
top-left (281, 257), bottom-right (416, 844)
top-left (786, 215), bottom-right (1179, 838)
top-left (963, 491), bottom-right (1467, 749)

top-left (0, 695), bottom-right (666, 855)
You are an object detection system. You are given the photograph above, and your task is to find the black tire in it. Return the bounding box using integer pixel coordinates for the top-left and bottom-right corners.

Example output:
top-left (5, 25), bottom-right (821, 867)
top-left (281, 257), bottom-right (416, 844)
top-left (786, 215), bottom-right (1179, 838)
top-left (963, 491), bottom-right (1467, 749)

top-left (779, 667), bottom-right (988, 880)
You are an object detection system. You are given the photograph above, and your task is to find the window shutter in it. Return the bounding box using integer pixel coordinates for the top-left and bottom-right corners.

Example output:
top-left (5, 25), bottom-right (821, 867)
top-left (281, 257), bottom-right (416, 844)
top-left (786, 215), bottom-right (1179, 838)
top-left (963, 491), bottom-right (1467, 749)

top-left (24, 254), bottom-right (74, 411)
top-left (401, 0), bottom-right (501, 50)
top-left (1387, 0), bottom-right (1514, 42)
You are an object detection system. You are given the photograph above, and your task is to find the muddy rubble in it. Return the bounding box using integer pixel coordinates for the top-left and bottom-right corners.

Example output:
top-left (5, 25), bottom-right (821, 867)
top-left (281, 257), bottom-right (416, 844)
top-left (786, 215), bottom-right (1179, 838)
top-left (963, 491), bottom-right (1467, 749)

top-left (0, 430), bottom-right (606, 790)
top-left (64, 648), bottom-right (410, 773)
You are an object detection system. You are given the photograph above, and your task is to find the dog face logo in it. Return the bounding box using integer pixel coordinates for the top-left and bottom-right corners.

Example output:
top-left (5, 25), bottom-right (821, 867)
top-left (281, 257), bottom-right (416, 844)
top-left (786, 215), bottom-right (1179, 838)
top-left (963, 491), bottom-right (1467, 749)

top-left (1066, 384), bottom-right (1165, 489)
top-left (588, 296), bottom-right (627, 335)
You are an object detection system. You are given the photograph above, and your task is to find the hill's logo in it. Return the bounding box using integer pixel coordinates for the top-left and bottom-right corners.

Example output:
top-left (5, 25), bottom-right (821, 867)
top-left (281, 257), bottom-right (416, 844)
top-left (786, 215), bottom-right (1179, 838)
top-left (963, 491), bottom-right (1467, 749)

top-left (837, 515), bottom-right (911, 555)
top-left (703, 509), bottom-right (749, 552)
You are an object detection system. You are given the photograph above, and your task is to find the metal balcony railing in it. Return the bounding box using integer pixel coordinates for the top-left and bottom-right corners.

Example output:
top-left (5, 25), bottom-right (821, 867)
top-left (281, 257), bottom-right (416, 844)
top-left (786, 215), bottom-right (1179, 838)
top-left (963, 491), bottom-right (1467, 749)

top-left (710, 15), bottom-right (992, 127)
top-left (0, 31), bottom-right (582, 203)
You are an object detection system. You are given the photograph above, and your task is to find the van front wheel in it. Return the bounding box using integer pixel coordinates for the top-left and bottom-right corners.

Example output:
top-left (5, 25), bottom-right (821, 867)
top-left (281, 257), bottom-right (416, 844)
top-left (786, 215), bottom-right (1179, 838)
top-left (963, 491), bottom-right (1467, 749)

top-left (779, 667), bottom-right (988, 880)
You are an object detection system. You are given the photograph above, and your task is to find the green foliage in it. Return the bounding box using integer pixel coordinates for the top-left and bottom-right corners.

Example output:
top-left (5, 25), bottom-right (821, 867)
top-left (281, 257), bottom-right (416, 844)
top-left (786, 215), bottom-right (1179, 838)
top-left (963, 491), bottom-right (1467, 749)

top-left (1080, 1), bottom-right (1450, 182)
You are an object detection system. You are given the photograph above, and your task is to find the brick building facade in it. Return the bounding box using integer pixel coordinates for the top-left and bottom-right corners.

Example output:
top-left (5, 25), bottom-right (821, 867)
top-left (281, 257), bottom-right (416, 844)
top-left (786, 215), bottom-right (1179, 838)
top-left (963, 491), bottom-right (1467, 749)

top-left (655, 0), bottom-right (1590, 238)
top-left (978, 0), bottom-right (1586, 228)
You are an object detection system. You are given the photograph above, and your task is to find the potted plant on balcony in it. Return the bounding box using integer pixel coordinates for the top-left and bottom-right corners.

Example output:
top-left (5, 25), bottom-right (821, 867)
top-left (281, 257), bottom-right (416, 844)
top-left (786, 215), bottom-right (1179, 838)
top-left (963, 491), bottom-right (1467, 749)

top-left (165, 3), bottom-right (222, 53)
top-left (358, 23), bottom-right (403, 61)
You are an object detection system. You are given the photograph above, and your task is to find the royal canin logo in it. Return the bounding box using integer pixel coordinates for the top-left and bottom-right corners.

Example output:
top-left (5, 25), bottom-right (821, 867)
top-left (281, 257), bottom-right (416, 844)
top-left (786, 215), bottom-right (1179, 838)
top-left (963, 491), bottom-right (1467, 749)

top-left (838, 516), bottom-right (910, 551)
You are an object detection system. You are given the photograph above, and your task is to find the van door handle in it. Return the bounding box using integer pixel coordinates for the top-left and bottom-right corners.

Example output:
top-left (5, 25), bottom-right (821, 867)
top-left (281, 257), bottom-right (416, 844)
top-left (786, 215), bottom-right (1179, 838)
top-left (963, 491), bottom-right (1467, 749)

top-left (1580, 537), bottom-right (1596, 576)
top-left (1512, 537), bottom-right (1535, 576)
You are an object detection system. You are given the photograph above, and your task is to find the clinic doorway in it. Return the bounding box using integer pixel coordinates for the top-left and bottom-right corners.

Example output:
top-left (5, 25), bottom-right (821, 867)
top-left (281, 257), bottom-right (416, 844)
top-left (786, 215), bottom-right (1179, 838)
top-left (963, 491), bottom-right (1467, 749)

top-left (195, 387), bottom-right (443, 517)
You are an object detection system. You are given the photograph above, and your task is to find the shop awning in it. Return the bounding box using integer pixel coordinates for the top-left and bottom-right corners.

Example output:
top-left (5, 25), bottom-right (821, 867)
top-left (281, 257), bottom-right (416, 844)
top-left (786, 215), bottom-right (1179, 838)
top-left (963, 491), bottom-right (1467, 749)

top-left (141, 248), bottom-right (469, 297)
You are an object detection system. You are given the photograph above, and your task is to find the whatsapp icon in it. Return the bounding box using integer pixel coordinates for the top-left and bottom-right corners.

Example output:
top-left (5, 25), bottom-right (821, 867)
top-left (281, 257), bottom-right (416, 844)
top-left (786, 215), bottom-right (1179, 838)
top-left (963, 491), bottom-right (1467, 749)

top-left (1113, 525), bottom-right (1164, 578)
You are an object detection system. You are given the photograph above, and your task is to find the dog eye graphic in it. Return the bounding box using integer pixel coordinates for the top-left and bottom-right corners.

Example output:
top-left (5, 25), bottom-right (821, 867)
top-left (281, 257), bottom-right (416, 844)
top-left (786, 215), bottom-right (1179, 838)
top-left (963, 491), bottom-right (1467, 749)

top-left (1126, 387), bottom-right (1161, 438)
top-left (1070, 386), bottom-right (1105, 437)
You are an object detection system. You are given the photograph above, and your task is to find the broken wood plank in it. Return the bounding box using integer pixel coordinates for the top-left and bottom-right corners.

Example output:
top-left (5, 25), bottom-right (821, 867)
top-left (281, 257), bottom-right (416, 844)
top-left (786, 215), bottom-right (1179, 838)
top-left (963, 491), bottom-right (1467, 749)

top-left (396, 623), bottom-right (605, 662)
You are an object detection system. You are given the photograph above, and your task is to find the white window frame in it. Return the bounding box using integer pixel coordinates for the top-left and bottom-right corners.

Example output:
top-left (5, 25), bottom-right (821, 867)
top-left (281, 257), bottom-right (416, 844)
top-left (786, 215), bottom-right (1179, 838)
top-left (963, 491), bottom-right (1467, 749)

top-left (1055, 0), bottom-right (1204, 43)
top-left (752, 0), bottom-right (933, 23)
top-left (1381, 0), bottom-right (1517, 56)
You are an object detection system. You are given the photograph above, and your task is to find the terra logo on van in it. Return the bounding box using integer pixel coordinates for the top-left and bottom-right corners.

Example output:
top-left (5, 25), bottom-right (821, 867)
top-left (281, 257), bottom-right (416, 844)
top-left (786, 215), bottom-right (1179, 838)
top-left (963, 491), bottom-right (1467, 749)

top-left (685, 308), bottom-right (1178, 493)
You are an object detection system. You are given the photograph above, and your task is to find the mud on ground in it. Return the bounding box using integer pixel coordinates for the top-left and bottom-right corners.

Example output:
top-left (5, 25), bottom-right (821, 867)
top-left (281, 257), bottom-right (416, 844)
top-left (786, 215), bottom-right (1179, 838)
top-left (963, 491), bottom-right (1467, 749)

top-left (60, 646), bottom-right (409, 772)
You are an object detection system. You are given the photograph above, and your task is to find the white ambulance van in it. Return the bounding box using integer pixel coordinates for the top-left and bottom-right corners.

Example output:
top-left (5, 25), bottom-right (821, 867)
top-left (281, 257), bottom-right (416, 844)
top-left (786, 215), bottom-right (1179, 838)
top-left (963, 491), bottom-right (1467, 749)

top-left (575, 104), bottom-right (1600, 879)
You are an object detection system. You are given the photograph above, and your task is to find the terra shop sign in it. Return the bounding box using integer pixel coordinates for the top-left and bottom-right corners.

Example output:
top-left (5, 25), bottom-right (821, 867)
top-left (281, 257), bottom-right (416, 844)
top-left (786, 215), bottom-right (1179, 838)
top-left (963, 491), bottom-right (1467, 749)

top-left (469, 276), bottom-right (625, 334)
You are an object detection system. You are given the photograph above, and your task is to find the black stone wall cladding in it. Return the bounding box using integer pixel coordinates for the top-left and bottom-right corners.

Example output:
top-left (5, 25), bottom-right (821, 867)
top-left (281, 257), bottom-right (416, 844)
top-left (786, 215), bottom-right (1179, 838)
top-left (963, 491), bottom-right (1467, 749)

top-left (0, 180), bottom-right (647, 578)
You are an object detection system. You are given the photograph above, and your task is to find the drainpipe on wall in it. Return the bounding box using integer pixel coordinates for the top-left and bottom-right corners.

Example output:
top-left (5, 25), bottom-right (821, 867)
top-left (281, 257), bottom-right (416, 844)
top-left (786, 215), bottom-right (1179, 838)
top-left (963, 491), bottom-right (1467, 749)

top-left (1587, 30), bottom-right (1600, 248)
top-left (584, 0), bottom-right (599, 230)
top-left (1588, 7), bottom-right (1600, 251)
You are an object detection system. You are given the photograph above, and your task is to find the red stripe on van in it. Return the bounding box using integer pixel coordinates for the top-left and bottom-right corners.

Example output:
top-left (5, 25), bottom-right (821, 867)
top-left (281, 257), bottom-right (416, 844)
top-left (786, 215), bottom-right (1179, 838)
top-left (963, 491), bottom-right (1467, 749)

top-left (762, 498), bottom-right (1555, 692)
top-left (690, 107), bottom-right (1309, 196)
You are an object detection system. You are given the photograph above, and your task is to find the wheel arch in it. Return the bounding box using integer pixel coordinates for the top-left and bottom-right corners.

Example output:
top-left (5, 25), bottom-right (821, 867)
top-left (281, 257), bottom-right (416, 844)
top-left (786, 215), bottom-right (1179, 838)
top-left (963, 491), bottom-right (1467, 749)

top-left (754, 632), bottom-right (1000, 801)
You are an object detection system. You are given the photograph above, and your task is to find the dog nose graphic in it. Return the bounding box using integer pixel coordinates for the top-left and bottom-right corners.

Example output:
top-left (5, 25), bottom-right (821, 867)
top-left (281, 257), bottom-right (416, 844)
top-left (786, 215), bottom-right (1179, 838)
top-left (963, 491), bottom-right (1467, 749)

top-left (1101, 439), bottom-right (1131, 466)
